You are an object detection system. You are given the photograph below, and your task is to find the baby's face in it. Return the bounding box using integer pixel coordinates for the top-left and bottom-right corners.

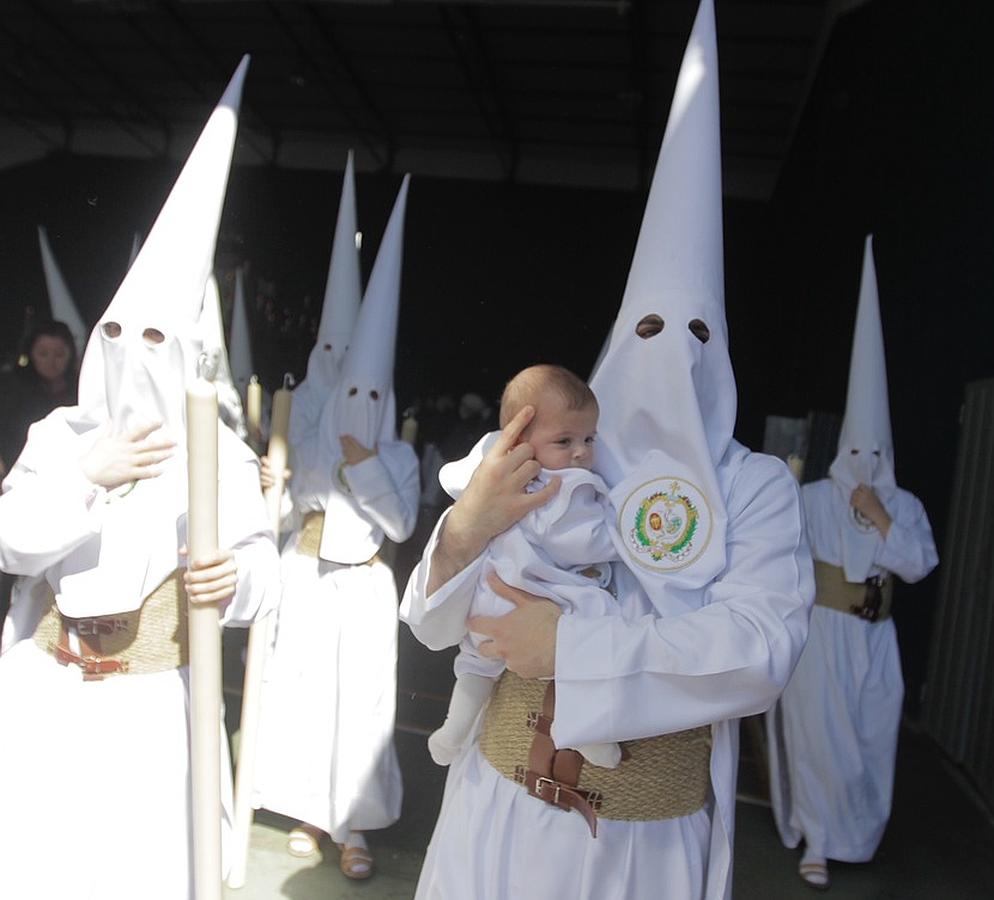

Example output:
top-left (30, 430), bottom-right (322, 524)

top-left (524, 401), bottom-right (599, 471)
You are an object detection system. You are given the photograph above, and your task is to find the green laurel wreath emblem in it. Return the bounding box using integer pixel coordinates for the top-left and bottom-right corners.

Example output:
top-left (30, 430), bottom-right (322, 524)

top-left (630, 483), bottom-right (700, 563)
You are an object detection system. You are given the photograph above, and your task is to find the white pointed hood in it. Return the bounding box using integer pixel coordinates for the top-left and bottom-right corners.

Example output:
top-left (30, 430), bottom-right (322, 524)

top-left (590, 0), bottom-right (732, 592)
top-left (229, 266), bottom-right (255, 399)
top-left (38, 225), bottom-right (87, 359)
top-left (200, 273), bottom-right (247, 439)
top-left (828, 234), bottom-right (896, 581)
top-left (76, 55), bottom-right (249, 437)
top-left (127, 231), bottom-right (142, 270)
top-left (49, 56), bottom-right (249, 620)
top-left (289, 151), bottom-right (363, 445)
top-left (317, 175), bottom-right (409, 564)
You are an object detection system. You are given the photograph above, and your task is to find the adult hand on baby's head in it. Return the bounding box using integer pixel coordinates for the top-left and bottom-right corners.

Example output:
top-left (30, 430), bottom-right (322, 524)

top-left (80, 421), bottom-right (176, 490)
top-left (471, 572), bottom-right (561, 679)
top-left (445, 406), bottom-right (561, 556)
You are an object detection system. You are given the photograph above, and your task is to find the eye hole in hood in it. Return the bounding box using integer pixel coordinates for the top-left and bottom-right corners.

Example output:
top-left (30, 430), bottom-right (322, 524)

top-left (635, 314), bottom-right (664, 339)
top-left (102, 321), bottom-right (122, 339)
top-left (688, 319), bottom-right (710, 344)
top-left (142, 328), bottom-right (165, 346)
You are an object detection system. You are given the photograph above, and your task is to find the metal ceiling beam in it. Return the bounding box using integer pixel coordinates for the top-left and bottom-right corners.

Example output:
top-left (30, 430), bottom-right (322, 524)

top-left (265, 0), bottom-right (391, 168)
top-left (25, 0), bottom-right (171, 151)
top-left (438, 5), bottom-right (518, 179)
top-left (125, 4), bottom-right (279, 163)
top-left (0, 18), bottom-right (165, 156)
top-left (304, 3), bottom-right (397, 165)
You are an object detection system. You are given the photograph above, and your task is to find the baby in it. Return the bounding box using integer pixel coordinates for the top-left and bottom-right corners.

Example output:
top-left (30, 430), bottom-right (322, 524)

top-left (429, 364), bottom-right (620, 768)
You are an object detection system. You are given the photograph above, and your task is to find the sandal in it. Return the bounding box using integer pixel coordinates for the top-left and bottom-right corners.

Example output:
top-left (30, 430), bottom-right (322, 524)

top-left (337, 841), bottom-right (374, 880)
top-left (798, 859), bottom-right (830, 891)
top-left (287, 824), bottom-right (322, 859)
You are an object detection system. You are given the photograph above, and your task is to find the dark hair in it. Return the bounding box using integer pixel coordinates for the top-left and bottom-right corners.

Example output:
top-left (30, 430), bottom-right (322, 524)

top-left (499, 364), bottom-right (596, 427)
top-left (21, 319), bottom-right (79, 388)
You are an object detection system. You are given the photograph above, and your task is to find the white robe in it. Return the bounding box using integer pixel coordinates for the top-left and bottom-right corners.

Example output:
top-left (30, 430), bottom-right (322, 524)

top-left (401, 441), bottom-right (814, 900)
top-left (0, 410), bottom-right (280, 900)
top-left (766, 477), bottom-right (938, 861)
top-left (253, 441), bottom-right (419, 842)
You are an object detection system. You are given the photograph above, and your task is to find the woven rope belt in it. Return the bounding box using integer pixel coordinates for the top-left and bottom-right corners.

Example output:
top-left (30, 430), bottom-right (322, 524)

top-left (33, 570), bottom-right (188, 680)
top-left (814, 560), bottom-right (893, 622)
top-left (294, 511), bottom-right (380, 566)
top-left (479, 671), bottom-right (711, 836)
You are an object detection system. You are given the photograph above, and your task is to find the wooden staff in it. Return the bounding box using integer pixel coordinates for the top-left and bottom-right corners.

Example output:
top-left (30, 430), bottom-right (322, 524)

top-left (227, 379), bottom-right (292, 889)
top-left (186, 373), bottom-right (223, 900)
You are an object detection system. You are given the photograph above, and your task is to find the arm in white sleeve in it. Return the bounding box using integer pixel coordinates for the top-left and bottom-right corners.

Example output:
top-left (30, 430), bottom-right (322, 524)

top-left (875, 491), bottom-right (938, 584)
top-left (217, 443), bottom-right (282, 627)
top-left (552, 455), bottom-right (815, 748)
top-left (341, 443), bottom-right (420, 544)
top-left (0, 418), bottom-right (106, 576)
top-left (399, 507), bottom-right (487, 650)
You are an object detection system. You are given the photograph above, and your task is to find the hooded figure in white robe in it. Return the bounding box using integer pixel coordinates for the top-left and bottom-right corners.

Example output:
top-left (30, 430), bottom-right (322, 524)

top-left (0, 57), bottom-right (280, 900)
top-left (401, 3), bottom-right (813, 897)
top-left (766, 235), bottom-right (938, 881)
top-left (38, 224), bottom-right (88, 360)
top-left (253, 173), bottom-right (419, 860)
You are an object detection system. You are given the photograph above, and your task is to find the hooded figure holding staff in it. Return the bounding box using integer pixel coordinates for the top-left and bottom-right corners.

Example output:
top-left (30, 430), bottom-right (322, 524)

top-left (766, 235), bottom-right (938, 891)
top-left (253, 165), bottom-right (419, 880)
top-left (401, 2), bottom-right (813, 896)
top-left (0, 57), bottom-right (280, 900)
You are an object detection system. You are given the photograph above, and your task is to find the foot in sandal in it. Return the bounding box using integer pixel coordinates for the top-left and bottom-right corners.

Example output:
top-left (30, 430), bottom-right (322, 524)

top-left (287, 823), bottom-right (324, 858)
top-left (337, 831), bottom-right (374, 880)
top-left (798, 851), bottom-right (830, 891)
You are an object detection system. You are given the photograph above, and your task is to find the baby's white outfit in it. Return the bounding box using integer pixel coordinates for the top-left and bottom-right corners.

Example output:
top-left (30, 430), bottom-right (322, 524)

top-left (429, 432), bottom-right (619, 768)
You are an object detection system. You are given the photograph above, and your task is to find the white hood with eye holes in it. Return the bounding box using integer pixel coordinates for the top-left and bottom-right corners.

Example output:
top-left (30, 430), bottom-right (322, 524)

top-left (828, 234), bottom-right (897, 582)
top-left (589, 0), bottom-right (733, 596)
top-left (49, 56), bottom-right (249, 619)
top-left (290, 151), bottom-right (363, 446)
top-left (316, 175), bottom-right (409, 565)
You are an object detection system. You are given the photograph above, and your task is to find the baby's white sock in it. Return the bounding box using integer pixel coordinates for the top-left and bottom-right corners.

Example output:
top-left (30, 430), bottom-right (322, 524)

top-left (429, 673), bottom-right (495, 766)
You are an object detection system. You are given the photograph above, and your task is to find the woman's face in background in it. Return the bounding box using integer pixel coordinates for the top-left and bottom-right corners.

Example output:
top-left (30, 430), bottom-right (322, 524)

top-left (29, 334), bottom-right (72, 384)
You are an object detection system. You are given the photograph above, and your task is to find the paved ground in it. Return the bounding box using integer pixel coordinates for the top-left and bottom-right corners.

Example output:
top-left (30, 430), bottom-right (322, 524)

top-left (222, 625), bottom-right (994, 899)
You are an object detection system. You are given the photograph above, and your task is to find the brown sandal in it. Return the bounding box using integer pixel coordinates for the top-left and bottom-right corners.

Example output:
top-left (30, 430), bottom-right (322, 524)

top-left (337, 842), bottom-right (374, 880)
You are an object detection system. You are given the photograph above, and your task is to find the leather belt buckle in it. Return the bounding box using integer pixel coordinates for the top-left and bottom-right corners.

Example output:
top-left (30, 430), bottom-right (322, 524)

top-left (526, 712), bottom-right (538, 730)
top-left (585, 789), bottom-right (603, 811)
top-left (534, 775), bottom-right (562, 806)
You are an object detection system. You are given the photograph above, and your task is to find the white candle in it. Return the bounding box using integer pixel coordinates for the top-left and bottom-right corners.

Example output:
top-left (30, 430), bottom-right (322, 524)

top-left (186, 376), bottom-right (223, 900)
top-left (227, 384), bottom-right (293, 889)
top-left (401, 414), bottom-right (419, 446)
top-left (246, 375), bottom-right (263, 447)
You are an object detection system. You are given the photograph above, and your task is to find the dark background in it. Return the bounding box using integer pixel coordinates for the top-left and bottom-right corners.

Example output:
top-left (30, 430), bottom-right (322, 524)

top-left (1, 0), bottom-right (991, 711)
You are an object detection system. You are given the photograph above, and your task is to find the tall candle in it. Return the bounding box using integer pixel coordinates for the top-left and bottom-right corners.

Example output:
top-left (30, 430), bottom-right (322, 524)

top-left (186, 375), bottom-right (223, 900)
top-left (227, 383), bottom-right (293, 889)
top-left (400, 413), bottom-right (419, 446)
top-left (246, 374), bottom-right (263, 449)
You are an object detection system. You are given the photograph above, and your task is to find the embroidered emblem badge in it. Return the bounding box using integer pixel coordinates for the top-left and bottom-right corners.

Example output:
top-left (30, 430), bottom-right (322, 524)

top-left (619, 477), bottom-right (713, 572)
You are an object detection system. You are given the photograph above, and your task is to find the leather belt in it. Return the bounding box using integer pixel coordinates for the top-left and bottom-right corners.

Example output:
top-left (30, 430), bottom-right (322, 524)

top-left (515, 681), bottom-right (601, 837)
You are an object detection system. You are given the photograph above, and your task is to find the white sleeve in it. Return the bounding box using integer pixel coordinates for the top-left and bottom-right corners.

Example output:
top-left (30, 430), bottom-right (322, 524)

top-left (552, 456), bottom-right (815, 748)
top-left (342, 443), bottom-right (420, 545)
top-left (0, 418), bottom-right (107, 577)
top-left (522, 482), bottom-right (616, 569)
top-left (399, 507), bottom-right (487, 651)
top-left (875, 491), bottom-right (938, 584)
top-left (217, 442), bottom-right (282, 628)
